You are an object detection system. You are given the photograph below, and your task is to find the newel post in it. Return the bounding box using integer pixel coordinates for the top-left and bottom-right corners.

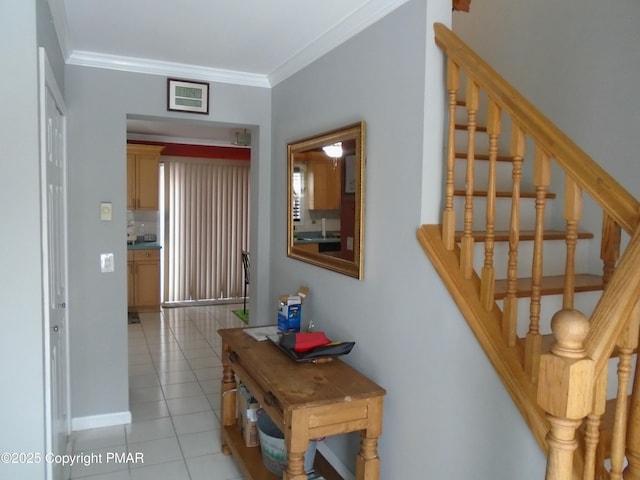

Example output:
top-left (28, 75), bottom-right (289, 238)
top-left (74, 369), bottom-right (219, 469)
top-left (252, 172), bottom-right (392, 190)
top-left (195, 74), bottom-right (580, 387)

top-left (538, 309), bottom-right (595, 480)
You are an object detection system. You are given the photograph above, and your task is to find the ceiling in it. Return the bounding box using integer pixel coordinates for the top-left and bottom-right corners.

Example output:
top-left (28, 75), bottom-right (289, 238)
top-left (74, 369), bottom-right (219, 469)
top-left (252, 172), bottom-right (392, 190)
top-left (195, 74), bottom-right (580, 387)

top-left (48, 0), bottom-right (410, 146)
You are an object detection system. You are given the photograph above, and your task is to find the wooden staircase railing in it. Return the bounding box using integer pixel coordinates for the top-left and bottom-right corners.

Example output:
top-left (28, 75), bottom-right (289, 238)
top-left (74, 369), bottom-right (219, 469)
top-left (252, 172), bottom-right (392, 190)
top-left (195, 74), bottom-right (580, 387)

top-left (421, 23), bottom-right (640, 480)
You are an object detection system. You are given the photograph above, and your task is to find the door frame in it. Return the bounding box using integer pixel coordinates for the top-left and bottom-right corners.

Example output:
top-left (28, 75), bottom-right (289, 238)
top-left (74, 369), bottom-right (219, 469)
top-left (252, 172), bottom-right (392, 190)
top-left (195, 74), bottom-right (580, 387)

top-left (39, 47), bottom-right (71, 479)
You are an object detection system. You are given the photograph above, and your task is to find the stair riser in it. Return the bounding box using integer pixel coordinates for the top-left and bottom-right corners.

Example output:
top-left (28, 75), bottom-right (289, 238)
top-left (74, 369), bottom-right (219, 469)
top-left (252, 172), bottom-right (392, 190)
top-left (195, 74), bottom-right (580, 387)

top-left (453, 196), bottom-right (552, 231)
top-left (454, 158), bottom-right (518, 192)
top-left (496, 291), bottom-right (601, 337)
top-left (455, 129), bottom-right (491, 154)
top-left (471, 239), bottom-right (592, 280)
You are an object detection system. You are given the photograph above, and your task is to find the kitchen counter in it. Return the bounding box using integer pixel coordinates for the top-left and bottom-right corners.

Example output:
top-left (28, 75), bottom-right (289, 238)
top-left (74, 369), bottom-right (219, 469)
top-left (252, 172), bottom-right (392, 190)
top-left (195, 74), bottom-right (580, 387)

top-left (127, 241), bottom-right (162, 250)
top-left (293, 231), bottom-right (340, 245)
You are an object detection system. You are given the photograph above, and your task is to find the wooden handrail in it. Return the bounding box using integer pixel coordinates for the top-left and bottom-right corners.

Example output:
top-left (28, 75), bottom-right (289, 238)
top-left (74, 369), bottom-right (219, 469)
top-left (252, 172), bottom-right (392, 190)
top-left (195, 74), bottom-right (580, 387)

top-left (584, 225), bottom-right (640, 375)
top-left (435, 16), bottom-right (640, 384)
top-left (434, 23), bottom-right (640, 235)
top-left (432, 23), bottom-right (640, 479)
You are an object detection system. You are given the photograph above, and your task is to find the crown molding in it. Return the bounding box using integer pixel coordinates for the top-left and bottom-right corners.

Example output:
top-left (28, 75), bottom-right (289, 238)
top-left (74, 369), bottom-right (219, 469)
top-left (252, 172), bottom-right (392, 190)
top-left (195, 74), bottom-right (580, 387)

top-left (66, 51), bottom-right (271, 88)
top-left (49, 0), bottom-right (410, 89)
top-left (269, 0), bottom-right (411, 86)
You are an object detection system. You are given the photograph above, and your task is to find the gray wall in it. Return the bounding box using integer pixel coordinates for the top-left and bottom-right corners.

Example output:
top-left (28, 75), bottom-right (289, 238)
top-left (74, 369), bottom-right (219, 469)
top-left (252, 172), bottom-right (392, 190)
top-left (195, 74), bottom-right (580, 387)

top-left (36, 0), bottom-right (64, 88)
top-left (64, 65), bottom-right (272, 419)
top-left (0, 1), bottom-right (46, 478)
top-left (11, 0), bottom-right (624, 477)
top-left (271, 0), bottom-right (545, 477)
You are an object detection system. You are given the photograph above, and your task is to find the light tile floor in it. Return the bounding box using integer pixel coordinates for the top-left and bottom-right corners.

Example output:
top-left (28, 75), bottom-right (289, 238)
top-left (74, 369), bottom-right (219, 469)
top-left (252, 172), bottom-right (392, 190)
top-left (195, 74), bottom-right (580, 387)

top-left (68, 304), bottom-right (247, 480)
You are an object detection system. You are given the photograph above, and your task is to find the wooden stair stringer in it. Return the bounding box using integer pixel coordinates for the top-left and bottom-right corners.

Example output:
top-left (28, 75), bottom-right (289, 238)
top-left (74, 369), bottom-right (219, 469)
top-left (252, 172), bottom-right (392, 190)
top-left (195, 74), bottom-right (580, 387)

top-left (417, 224), bottom-right (550, 452)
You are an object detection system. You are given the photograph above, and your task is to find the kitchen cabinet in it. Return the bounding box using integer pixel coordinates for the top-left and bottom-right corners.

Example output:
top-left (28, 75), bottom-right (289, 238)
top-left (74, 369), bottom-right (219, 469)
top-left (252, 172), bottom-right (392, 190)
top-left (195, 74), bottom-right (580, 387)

top-left (127, 144), bottom-right (164, 210)
top-left (294, 242), bottom-right (319, 254)
top-left (128, 249), bottom-right (160, 312)
top-left (307, 155), bottom-right (342, 210)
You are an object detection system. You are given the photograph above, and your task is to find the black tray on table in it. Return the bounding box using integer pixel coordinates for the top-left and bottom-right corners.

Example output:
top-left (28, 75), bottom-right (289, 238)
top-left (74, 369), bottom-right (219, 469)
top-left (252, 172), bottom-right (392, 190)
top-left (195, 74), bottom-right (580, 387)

top-left (266, 334), bottom-right (355, 363)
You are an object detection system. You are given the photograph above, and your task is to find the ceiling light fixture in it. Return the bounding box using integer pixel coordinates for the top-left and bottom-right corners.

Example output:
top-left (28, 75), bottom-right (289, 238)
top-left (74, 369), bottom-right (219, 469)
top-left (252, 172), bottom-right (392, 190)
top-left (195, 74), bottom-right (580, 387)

top-left (322, 142), bottom-right (343, 158)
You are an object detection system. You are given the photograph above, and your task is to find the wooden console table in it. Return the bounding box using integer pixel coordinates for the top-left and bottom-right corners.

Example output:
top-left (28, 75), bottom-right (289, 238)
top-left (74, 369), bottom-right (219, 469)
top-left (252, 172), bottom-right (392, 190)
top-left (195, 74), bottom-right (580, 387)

top-left (218, 327), bottom-right (386, 480)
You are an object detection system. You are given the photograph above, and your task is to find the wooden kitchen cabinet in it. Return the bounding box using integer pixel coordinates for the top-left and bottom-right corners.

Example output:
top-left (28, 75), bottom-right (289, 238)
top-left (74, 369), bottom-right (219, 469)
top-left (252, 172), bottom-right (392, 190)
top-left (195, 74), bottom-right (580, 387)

top-left (294, 242), bottom-right (319, 254)
top-left (128, 249), bottom-right (160, 312)
top-left (127, 144), bottom-right (164, 210)
top-left (307, 155), bottom-right (342, 210)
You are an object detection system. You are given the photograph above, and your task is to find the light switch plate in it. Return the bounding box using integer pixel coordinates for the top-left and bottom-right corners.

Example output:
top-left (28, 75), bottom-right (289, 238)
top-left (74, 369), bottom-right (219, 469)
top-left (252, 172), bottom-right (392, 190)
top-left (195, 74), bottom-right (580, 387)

top-left (100, 253), bottom-right (114, 273)
top-left (100, 202), bottom-right (112, 221)
top-left (347, 236), bottom-right (354, 251)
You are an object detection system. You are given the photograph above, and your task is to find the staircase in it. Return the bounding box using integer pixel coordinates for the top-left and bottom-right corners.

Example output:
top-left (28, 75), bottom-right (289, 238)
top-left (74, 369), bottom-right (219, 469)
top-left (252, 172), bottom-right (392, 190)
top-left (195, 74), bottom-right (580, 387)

top-left (420, 24), bottom-right (640, 480)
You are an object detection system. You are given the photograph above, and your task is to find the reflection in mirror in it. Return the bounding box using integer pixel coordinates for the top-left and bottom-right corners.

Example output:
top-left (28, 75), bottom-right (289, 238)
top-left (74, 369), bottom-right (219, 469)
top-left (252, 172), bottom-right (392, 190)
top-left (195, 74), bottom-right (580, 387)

top-left (287, 121), bottom-right (365, 279)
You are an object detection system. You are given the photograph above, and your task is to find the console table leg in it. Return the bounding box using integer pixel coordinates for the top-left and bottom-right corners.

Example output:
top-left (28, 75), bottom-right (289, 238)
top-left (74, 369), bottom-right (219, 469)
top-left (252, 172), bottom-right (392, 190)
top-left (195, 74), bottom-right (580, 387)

top-left (220, 346), bottom-right (237, 455)
top-left (356, 434), bottom-right (380, 479)
top-left (356, 396), bottom-right (383, 479)
top-left (284, 450), bottom-right (307, 480)
top-left (285, 410), bottom-right (310, 480)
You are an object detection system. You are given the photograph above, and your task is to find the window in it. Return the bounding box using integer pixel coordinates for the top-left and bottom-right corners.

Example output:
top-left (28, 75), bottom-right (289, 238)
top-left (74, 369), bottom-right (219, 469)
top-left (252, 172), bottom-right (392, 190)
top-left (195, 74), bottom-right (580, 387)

top-left (292, 167), bottom-right (303, 223)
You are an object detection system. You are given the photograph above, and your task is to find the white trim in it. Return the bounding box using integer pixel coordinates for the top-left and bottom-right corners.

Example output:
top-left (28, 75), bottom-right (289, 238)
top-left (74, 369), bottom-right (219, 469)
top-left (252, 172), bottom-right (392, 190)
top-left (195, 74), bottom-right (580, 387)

top-left (126, 133), bottom-right (240, 148)
top-left (316, 442), bottom-right (355, 480)
top-left (67, 50), bottom-right (271, 88)
top-left (269, 0), bottom-right (411, 86)
top-left (39, 47), bottom-right (70, 480)
top-left (71, 411), bottom-right (132, 431)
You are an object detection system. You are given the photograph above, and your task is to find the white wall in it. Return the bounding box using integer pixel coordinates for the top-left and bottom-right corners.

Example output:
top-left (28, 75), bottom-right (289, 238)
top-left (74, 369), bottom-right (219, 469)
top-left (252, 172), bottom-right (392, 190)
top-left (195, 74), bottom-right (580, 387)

top-left (271, 1), bottom-right (545, 477)
top-left (64, 65), bottom-right (272, 422)
top-left (0, 1), bottom-right (47, 478)
top-left (453, 0), bottom-right (640, 270)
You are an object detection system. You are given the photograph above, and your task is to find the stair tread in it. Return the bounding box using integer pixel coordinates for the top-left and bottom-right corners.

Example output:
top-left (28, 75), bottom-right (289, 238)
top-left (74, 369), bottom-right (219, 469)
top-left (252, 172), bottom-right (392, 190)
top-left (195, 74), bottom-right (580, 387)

top-left (453, 189), bottom-right (557, 199)
top-left (455, 230), bottom-right (594, 242)
top-left (455, 152), bottom-right (515, 162)
top-left (455, 123), bottom-right (488, 133)
top-left (494, 274), bottom-right (604, 299)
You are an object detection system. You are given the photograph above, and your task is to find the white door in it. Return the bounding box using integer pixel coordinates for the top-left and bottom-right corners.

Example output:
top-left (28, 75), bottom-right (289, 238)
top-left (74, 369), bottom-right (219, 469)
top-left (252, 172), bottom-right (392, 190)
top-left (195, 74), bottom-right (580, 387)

top-left (39, 48), bottom-right (70, 480)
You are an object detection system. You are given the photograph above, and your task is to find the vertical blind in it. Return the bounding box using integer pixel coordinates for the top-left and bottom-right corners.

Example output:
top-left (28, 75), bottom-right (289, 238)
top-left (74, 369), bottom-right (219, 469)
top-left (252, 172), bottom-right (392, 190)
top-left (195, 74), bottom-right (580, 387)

top-left (163, 157), bottom-right (250, 302)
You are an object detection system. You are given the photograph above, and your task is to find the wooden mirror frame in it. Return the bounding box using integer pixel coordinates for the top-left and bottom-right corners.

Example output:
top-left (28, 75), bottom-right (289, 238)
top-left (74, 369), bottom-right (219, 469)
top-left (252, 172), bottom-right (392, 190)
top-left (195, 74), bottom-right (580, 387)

top-left (287, 121), bottom-right (366, 279)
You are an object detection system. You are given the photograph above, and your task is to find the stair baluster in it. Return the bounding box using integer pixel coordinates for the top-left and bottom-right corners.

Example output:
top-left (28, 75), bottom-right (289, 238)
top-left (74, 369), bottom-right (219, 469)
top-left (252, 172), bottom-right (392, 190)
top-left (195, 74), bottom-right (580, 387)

top-left (601, 213), bottom-right (622, 287)
top-left (609, 311), bottom-right (640, 479)
top-left (443, 58), bottom-right (460, 251)
top-left (583, 372), bottom-right (607, 480)
top-left (425, 23), bottom-right (640, 480)
top-left (502, 126), bottom-right (525, 347)
top-left (480, 100), bottom-right (501, 311)
top-left (525, 147), bottom-right (551, 381)
top-left (460, 80), bottom-right (479, 279)
top-left (563, 177), bottom-right (583, 310)
top-left (624, 303), bottom-right (640, 480)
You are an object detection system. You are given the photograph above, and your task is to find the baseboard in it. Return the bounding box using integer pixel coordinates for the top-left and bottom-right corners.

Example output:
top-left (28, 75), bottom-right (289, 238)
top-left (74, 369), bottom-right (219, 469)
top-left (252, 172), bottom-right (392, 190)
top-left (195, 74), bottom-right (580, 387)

top-left (316, 442), bottom-right (355, 480)
top-left (71, 411), bottom-right (131, 431)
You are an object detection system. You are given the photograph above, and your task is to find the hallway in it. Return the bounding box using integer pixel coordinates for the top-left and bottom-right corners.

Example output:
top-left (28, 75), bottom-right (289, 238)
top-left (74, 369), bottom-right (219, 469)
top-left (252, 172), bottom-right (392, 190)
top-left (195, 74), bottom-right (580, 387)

top-left (68, 304), bottom-right (245, 479)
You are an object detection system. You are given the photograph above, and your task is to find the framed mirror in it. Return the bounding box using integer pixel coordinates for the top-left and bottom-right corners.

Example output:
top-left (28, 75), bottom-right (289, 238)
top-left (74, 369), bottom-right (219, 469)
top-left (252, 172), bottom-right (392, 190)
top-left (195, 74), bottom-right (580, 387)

top-left (287, 121), bottom-right (366, 279)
